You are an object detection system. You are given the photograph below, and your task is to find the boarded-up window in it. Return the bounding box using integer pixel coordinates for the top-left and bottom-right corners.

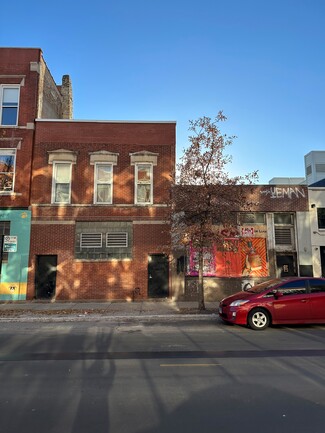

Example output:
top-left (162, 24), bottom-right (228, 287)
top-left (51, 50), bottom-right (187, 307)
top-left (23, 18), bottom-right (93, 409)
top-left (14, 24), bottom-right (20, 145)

top-left (239, 213), bottom-right (265, 224)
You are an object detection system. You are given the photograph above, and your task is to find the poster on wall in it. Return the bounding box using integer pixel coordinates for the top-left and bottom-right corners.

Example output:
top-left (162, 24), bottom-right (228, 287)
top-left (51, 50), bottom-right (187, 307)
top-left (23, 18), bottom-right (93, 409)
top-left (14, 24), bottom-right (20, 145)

top-left (216, 239), bottom-right (241, 277)
top-left (187, 237), bottom-right (268, 277)
top-left (240, 237), bottom-right (268, 277)
top-left (187, 246), bottom-right (216, 276)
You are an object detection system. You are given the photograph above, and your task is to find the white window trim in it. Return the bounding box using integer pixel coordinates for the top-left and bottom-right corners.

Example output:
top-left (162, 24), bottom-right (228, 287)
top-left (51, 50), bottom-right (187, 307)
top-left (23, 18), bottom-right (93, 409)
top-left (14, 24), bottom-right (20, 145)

top-left (89, 151), bottom-right (119, 165)
top-left (0, 85), bottom-right (20, 127)
top-left (135, 163), bottom-right (153, 205)
top-left (51, 161), bottom-right (72, 204)
top-left (48, 149), bottom-right (78, 165)
top-left (0, 148), bottom-right (16, 193)
top-left (94, 162), bottom-right (113, 204)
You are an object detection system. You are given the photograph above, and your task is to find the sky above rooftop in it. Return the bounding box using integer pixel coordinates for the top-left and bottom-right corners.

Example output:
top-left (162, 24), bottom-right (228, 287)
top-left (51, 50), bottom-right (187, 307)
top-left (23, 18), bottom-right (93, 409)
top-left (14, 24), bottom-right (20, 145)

top-left (1, 0), bottom-right (325, 183)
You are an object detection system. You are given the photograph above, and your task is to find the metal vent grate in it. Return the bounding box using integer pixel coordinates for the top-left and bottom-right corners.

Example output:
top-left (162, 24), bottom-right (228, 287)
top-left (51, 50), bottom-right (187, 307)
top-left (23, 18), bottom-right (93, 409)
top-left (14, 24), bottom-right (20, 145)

top-left (106, 232), bottom-right (128, 248)
top-left (275, 227), bottom-right (292, 245)
top-left (80, 233), bottom-right (102, 248)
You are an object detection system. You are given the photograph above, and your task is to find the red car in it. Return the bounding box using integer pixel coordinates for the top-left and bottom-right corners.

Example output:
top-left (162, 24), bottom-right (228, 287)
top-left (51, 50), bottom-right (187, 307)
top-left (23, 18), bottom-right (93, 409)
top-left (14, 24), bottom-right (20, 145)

top-left (218, 277), bottom-right (325, 330)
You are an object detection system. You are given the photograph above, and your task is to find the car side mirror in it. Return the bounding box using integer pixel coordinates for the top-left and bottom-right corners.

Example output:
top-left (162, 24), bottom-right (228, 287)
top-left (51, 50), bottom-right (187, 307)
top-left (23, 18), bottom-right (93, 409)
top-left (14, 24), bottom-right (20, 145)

top-left (273, 290), bottom-right (283, 299)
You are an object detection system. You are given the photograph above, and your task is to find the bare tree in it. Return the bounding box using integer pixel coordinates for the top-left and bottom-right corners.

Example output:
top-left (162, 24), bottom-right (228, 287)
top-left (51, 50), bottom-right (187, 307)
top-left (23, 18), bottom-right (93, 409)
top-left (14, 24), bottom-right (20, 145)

top-left (171, 112), bottom-right (258, 310)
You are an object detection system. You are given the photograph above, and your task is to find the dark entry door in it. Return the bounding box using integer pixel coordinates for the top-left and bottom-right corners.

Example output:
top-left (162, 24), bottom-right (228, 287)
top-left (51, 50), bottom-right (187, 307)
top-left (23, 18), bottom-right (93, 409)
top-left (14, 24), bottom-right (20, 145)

top-left (276, 254), bottom-right (297, 277)
top-left (148, 254), bottom-right (169, 298)
top-left (35, 255), bottom-right (57, 299)
top-left (320, 247), bottom-right (325, 277)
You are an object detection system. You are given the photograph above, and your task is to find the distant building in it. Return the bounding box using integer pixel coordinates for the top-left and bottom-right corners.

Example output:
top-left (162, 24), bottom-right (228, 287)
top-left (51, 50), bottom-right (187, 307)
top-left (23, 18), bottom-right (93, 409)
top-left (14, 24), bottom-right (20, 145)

top-left (269, 177), bottom-right (306, 185)
top-left (305, 151), bottom-right (325, 186)
top-left (268, 150), bottom-right (325, 281)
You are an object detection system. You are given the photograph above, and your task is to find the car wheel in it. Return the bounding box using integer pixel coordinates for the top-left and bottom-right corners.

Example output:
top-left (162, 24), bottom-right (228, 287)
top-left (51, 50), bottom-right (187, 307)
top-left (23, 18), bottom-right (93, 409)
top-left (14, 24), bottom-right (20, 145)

top-left (248, 308), bottom-right (270, 330)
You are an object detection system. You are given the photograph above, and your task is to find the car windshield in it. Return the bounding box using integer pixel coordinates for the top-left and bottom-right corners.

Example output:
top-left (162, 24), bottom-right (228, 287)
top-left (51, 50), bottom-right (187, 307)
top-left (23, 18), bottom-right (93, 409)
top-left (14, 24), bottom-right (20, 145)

top-left (245, 279), bottom-right (282, 293)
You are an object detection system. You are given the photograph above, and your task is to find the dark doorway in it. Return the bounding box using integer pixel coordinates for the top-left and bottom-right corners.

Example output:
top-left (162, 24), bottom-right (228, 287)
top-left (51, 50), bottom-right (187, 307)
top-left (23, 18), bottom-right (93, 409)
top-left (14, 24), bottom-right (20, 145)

top-left (276, 254), bottom-right (297, 277)
top-left (35, 255), bottom-right (57, 299)
top-left (148, 254), bottom-right (169, 298)
top-left (320, 247), bottom-right (325, 277)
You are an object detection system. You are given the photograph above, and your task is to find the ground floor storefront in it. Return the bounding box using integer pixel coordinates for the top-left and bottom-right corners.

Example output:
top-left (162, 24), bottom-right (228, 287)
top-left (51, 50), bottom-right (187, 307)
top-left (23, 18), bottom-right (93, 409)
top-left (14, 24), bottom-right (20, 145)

top-left (0, 209), bottom-right (31, 300)
top-left (27, 220), bottom-right (171, 301)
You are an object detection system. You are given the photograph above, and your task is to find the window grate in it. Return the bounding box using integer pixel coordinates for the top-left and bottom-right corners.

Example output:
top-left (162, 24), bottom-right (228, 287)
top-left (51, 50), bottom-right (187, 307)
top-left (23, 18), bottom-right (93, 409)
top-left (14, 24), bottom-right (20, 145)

top-left (275, 227), bottom-right (292, 245)
top-left (80, 233), bottom-right (102, 248)
top-left (106, 232), bottom-right (128, 248)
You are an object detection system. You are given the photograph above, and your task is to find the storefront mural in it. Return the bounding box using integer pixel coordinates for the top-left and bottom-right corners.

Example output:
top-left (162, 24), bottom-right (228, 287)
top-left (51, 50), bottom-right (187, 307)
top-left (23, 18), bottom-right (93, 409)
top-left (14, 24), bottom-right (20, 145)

top-left (188, 237), bottom-right (268, 278)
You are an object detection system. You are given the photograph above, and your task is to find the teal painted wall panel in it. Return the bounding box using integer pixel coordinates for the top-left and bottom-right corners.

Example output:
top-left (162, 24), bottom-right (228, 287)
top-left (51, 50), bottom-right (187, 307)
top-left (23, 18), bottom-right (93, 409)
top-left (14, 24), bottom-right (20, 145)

top-left (0, 209), bottom-right (31, 286)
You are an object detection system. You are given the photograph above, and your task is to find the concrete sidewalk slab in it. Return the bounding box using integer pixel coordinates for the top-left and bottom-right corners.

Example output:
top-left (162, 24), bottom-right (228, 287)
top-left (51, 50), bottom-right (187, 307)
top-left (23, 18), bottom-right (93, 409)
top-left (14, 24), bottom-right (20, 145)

top-left (0, 300), bottom-right (220, 321)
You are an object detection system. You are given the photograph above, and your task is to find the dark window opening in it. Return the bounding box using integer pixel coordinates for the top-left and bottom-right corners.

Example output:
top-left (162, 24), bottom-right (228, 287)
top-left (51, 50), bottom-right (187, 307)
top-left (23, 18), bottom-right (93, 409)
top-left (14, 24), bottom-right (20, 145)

top-left (317, 208), bottom-right (325, 229)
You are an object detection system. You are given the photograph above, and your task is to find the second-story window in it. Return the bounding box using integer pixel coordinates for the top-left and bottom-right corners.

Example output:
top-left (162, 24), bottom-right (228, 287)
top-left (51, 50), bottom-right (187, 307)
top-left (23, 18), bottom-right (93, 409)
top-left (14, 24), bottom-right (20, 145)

top-left (94, 164), bottom-right (113, 204)
top-left (1, 86), bottom-right (20, 126)
top-left (0, 149), bottom-right (16, 193)
top-left (52, 162), bottom-right (72, 204)
top-left (135, 163), bottom-right (153, 204)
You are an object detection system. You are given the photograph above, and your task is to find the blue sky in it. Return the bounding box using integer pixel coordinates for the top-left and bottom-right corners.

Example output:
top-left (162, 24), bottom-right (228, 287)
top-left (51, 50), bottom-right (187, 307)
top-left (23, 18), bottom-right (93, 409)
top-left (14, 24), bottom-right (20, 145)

top-left (1, 0), bottom-right (325, 183)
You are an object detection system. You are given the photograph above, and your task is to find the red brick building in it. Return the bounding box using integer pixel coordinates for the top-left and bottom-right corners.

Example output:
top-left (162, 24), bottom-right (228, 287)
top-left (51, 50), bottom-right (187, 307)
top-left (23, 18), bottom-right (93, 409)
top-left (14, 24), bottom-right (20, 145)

top-left (28, 120), bottom-right (176, 300)
top-left (0, 47), bottom-right (71, 300)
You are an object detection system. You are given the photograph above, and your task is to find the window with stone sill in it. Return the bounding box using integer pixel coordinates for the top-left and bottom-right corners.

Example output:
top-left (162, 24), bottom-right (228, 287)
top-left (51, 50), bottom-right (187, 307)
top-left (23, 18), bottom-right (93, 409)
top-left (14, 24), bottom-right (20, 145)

top-left (1, 86), bottom-right (20, 126)
top-left (94, 163), bottom-right (113, 204)
top-left (52, 162), bottom-right (72, 204)
top-left (135, 163), bottom-right (153, 205)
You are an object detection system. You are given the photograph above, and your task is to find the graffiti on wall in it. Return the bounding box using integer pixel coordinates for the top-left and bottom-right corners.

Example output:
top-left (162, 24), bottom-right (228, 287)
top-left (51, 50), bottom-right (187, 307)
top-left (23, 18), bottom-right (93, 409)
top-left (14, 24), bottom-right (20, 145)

top-left (260, 187), bottom-right (306, 199)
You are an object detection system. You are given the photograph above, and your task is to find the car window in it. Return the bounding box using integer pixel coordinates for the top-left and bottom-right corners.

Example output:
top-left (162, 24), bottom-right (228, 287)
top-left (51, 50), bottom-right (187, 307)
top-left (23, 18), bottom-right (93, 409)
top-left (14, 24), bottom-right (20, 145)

top-left (246, 279), bottom-right (281, 293)
top-left (277, 280), bottom-right (307, 296)
top-left (309, 279), bottom-right (325, 293)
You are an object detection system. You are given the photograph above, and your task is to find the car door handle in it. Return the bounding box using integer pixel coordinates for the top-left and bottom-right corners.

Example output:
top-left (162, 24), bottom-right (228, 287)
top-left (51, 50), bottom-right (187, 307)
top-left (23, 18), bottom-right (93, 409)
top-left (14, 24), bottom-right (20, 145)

top-left (301, 299), bottom-right (308, 303)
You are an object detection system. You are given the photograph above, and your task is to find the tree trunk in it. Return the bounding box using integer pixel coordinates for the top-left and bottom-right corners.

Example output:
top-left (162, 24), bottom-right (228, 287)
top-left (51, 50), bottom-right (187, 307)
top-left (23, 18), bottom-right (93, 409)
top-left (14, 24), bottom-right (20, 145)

top-left (197, 249), bottom-right (206, 311)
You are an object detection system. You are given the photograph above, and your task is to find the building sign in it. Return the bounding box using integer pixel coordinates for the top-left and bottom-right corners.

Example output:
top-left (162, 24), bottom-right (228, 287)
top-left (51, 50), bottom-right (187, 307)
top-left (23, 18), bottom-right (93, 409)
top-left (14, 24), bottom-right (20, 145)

top-left (241, 227), bottom-right (254, 237)
top-left (3, 236), bottom-right (18, 252)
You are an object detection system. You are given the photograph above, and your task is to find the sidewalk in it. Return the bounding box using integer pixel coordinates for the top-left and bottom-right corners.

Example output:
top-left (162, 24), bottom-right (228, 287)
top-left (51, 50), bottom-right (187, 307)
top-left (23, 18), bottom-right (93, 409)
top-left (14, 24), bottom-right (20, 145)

top-left (0, 299), bottom-right (219, 321)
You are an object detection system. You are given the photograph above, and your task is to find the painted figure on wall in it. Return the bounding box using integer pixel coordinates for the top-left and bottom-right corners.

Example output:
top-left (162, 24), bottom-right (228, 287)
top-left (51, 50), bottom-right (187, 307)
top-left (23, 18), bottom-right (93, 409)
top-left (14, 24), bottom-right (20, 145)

top-left (188, 237), bottom-right (268, 277)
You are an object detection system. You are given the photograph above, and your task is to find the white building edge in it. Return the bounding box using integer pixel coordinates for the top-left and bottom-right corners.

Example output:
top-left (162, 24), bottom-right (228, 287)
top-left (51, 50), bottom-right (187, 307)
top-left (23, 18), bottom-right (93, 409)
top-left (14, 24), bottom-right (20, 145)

top-left (269, 151), bottom-right (325, 278)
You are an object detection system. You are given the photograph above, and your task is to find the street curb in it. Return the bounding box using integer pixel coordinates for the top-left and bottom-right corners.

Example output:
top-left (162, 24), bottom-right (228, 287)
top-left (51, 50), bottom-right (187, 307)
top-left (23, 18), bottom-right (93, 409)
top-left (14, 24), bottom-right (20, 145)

top-left (0, 313), bottom-right (219, 323)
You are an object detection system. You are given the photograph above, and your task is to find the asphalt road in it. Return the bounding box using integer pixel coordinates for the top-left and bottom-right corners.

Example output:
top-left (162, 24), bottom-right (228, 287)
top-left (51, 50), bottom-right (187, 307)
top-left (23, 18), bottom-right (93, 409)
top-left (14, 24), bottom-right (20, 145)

top-left (1, 318), bottom-right (325, 433)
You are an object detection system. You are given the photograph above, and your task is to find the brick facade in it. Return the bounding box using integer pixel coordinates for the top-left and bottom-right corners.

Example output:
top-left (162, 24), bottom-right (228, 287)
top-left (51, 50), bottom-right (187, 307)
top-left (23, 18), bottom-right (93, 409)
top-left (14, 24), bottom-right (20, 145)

top-left (28, 120), bottom-right (176, 300)
top-left (1, 47), bottom-right (316, 302)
